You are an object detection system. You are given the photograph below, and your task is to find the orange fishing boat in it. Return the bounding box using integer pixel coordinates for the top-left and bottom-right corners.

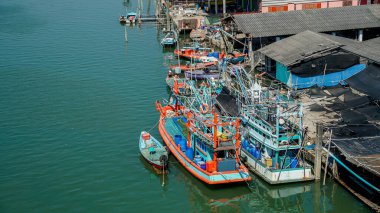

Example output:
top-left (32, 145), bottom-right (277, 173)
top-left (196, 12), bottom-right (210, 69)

top-left (174, 48), bottom-right (210, 61)
top-left (155, 89), bottom-right (252, 184)
top-left (169, 61), bottom-right (217, 71)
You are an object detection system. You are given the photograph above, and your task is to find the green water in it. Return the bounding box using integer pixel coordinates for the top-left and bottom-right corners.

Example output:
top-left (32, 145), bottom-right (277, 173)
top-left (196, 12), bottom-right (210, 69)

top-left (0, 0), bottom-right (372, 212)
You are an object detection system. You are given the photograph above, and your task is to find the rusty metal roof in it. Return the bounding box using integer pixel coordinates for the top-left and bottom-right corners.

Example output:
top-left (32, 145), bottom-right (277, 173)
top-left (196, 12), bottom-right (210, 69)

top-left (257, 30), bottom-right (342, 66)
top-left (258, 30), bottom-right (380, 66)
top-left (233, 5), bottom-right (380, 38)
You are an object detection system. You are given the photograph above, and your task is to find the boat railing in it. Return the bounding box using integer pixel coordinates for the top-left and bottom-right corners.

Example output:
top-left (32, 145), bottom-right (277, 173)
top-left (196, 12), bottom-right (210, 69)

top-left (189, 124), bottom-right (214, 146)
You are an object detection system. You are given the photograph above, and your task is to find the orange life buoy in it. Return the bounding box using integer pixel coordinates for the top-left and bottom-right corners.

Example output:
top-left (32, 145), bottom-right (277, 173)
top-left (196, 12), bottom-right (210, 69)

top-left (199, 103), bottom-right (209, 114)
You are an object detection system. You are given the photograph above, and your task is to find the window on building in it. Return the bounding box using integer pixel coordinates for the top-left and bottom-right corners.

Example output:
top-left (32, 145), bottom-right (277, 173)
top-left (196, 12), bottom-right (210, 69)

top-left (343, 0), bottom-right (353, 6)
top-left (302, 3), bottom-right (321, 9)
top-left (268, 5), bottom-right (288, 12)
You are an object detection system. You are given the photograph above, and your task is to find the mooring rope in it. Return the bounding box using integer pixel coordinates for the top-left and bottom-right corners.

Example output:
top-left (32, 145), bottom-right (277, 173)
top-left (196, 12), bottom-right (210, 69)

top-left (235, 147), bottom-right (255, 193)
top-left (162, 165), bottom-right (165, 187)
top-left (146, 116), bottom-right (164, 133)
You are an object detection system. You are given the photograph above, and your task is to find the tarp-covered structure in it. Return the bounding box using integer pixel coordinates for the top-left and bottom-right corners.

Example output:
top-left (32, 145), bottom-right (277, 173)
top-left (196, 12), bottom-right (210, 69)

top-left (257, 30), bottom-right (366, 89)
top-left (346, 64), bottom-right (380, 100)
top-left (302, 84), bottom-right (380, 207)
top-left (303, 85), bottom-right (380, 206)
top-left (332, 131), bottom-right (380, 178)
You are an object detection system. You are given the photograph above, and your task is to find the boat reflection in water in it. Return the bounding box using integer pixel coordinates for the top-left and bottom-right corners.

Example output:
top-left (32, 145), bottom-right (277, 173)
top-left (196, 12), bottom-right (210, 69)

top-left (139, 155), bottom-right (170, 187)
top-left (171, 158), bottom-right (324, 212)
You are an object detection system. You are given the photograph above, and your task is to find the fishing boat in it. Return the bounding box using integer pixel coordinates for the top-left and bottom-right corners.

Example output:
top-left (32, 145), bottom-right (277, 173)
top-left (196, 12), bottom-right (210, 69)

top-left (161, 31), bottom-right (177, 47)
top-left (139, 131), bottom-right (169, 170)
top-left (226, 52), bottom-right (246, 64)
top-left (119, 12), bottom-right (137, 25)
top-left (185, 70), bottom-right (220, 80)
top-left (165, 75), bottom-right (223, 98)
top-left (174, 49), bottom-right (218, 63)
top-left (221, 66), bottom-right (314, 184)
top-left (119, 15), bottom-right (127, 24)
top-left (155, 82), bottom-right (251, 184)
top-left (190, 29), bottom-right (206, 42)
top-left (239, 96), bottom-right (314, 184)
top-left (174, 48), bottom-right (209, 62)
top-left (169, 61), bottom-right (217, 72)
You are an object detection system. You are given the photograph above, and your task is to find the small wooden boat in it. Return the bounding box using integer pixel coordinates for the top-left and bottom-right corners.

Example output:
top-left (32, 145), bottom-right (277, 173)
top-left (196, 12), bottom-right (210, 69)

top-left (161, 31), bottom-right (177, 46)
top-left (125, 12), bottom-right (137, 24)
top-left (119, 15), bottom-right (127, 24)
top-left (119, 12), bottom-right (137, 25)
top-left (139, 131), bottom-right (168, 170)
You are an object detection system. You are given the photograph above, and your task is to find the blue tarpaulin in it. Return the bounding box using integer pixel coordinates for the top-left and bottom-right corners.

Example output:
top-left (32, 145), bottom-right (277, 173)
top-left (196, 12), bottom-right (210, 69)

top-left (286, 64), bottom-right (366, 89)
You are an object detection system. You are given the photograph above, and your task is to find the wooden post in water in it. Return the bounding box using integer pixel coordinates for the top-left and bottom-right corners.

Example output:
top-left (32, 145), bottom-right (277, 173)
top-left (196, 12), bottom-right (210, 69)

top-left (315, 123), bottom-right (323, 180)
top-left (166, 7), bottom-right (170, 31)
top-left (215, 0), bottom-right (218, 14)
top-left (223, 0), bottom-right (226, 17)
top-left (323, 130), bottom-right (332, 185)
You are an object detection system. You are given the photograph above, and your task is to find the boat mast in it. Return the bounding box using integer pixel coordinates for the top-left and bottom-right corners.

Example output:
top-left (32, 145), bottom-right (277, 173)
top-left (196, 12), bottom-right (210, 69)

top-left (213, 110), bottom-right (218, 161)
top-left (187, 111), bottom-right (191, 148)
top-left (235, 118), bottom-right (241, 162)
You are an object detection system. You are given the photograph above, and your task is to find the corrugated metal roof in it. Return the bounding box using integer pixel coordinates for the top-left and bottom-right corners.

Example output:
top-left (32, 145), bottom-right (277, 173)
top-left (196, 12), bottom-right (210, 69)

top-left (257, 30), bottom-right (342, 66)
top-left (323, 35), bottom-right (380, 64)
top-left (350, 37), bottom-right (380, 64)
top-left (233, 5), bottom-right (380, 38)
top-left (258, 30), bottom-right (380, 66)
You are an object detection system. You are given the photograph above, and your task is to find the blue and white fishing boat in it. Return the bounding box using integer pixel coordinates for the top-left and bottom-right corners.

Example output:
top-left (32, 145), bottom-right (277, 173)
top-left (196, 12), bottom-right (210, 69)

top-left (221, 66), bottom-right (314, 184)
top-left (161, 31), bottom-right (177, 46)
top-left (120, 12), bottom-right (137, 25)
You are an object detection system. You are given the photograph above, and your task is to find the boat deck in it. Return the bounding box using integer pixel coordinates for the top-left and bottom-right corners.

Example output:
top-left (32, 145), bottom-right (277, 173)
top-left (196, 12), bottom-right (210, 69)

top-left (164, 117), bottom-right (186, 139)
top-left (159, 115), bottom-right (252, 184)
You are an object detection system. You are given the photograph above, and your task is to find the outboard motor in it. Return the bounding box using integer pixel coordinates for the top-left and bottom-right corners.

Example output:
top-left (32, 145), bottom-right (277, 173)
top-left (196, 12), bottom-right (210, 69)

top-left (159, 155), bottom-right (168, 168)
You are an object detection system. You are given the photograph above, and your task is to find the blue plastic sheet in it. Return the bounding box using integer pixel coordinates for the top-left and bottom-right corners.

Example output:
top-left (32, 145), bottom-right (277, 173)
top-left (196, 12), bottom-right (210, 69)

top-left (284, 64), bottom-right (366, 89)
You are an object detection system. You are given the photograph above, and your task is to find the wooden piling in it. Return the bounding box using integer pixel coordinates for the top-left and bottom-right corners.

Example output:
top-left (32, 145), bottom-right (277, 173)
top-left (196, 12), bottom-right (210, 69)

top-left (215, 0), bottom-right (218, 14)
top-left (315, 123), bottom-right (323, 180)
top-left (323, 130), bottom-right (332, 185)
top-left (223, 0), bottom-right (226, 17)
top-left (165, 6), bottom-right (170, 31)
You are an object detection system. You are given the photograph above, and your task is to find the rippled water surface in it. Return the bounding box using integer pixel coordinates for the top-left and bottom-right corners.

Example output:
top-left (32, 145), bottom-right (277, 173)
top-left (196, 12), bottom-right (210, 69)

top-left (0, 0), bottom-right (372, 212)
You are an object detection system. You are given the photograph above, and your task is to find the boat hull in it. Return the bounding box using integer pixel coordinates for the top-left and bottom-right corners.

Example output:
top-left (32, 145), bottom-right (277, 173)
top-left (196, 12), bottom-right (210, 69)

top-left (240, 149), bottom-right (314, 184)
top-left (158, 116), bottom-right (251, 185)
top-left (169, 62), bottom-right (217, 71)
top-left (142, 155), bottom-right (166, 170)
top-left (227, 55), bottom-right (245, 64)
top-left (185, 71), bottom-right (220, 80)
